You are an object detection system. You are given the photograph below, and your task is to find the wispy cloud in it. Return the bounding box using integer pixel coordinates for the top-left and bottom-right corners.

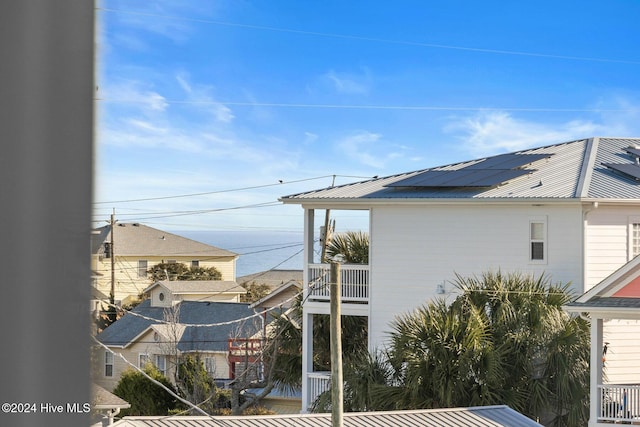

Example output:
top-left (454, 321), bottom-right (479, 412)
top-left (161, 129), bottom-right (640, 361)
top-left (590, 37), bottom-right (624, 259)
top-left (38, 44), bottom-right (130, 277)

top-left (175, 72), bottom-right (235, 123)
top-left (336, 131), bottom-right (409, 169)
top-left (323, 68), bottom-right (372, 95)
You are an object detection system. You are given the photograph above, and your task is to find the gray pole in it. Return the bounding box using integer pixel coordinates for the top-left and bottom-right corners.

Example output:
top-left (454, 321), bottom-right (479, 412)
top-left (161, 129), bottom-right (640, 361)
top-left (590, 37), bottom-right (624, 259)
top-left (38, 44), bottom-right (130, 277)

top-left (330, 262), bottom-right (343, 427)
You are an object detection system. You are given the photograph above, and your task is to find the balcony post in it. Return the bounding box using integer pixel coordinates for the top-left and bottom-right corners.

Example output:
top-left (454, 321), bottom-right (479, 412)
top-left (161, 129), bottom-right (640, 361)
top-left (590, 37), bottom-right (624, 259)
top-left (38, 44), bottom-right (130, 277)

top-left (301, 311), bottom-right (314, 413)
top-left (590, 317), bottom-right (603, 426)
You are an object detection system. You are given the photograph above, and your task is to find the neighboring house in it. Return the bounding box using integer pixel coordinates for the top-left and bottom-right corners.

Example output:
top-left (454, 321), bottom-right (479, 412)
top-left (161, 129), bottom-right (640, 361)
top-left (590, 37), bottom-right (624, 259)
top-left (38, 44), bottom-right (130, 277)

top-left (564, 256), bottom-right (640, 426)
top-left (144, 280), bottom-right (247, 305)
top-left (249, 280), bottom-right (302, 312)
top-left (91, 223), bottom-right (238, 305)
top-left (237, 269), bottom-right (303, 293)
top-left (110, 405), bottom-right (541, 426)
top-left (90, 383), bottom-right (130, 426)
top-left (280, 136), bottom-right (640, 410)
top-left (94, 295), bottom-right (265, 392)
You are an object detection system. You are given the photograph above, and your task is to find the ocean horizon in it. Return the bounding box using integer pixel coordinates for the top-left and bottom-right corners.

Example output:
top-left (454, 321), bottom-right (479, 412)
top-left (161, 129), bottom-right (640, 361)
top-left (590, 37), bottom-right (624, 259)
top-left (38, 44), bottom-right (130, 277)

top-left (175, 230), bottom-right (306, 277)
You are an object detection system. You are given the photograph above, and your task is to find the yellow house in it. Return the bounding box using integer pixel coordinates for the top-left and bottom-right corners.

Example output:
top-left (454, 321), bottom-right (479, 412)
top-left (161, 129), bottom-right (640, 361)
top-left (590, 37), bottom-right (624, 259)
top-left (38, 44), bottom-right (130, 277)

top-left (91, 223), bottom-right (238, 305)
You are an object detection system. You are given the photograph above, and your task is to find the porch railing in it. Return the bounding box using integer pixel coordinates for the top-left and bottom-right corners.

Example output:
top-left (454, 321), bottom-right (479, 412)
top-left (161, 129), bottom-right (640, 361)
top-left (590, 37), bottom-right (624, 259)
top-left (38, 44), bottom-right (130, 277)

top-left (599, 384), bottom-right (640, 423)
top-left (307, 263), bottom-right (369, 302)
top-left (307, 371), bottom-right (331, 410)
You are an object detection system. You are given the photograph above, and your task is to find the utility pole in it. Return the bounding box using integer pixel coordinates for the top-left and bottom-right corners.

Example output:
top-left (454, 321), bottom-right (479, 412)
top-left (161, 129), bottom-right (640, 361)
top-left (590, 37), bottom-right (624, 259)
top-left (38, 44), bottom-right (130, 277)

top-left (108, 210), bottom-right (117, 323)
top-left (320, 176), bottom-right (337, 263)
top-left (330, 262), bottom-right (343, 427)
top-left (109, 211), bottom-right (116, 302)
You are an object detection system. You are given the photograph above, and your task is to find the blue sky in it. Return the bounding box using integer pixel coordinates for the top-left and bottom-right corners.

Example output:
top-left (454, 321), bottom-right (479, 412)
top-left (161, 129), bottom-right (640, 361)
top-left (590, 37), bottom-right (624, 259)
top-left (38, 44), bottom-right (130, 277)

top-left (94, 0), bottom-right (640, 233)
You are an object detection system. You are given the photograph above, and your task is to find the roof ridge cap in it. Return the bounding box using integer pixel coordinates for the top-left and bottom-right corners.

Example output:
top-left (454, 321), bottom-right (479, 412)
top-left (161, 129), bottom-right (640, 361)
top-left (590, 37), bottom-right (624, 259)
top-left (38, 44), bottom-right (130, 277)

top-left (575, 137), bottom-right (598, 198)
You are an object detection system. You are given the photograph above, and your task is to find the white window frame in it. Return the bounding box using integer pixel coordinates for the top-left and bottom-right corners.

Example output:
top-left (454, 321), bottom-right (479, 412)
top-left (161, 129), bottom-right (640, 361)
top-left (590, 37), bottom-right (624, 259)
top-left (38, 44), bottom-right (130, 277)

top-left (138, 353), bottom-right (149, 368)
top-left (104, 351), bottom-right (113, 377)
top-left (138, 260), bottom-right (148, 278)
top-left (529, 217), bottom-right (547, 264)
top-left (155, 355), bottom-right (166, 376)
top-left (204, 357), bottom-right (216, 376)
top-left (628, 216), bottom-right (640, 260)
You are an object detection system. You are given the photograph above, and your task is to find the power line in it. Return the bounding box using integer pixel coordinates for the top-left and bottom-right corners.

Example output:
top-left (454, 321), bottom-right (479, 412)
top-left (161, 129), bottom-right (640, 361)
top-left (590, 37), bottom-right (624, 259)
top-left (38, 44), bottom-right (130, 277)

top-left (94, 175), bottom-right (335, 204)
top-left (96, 98), bottom-right (640, 113)
top-left (96, 7), bottom-right (640, 65)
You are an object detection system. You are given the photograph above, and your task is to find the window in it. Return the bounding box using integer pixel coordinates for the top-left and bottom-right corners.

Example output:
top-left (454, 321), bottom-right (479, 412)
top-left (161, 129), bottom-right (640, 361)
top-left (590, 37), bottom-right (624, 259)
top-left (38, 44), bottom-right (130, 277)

top-left (155, 355), bottom-right (166, 376)
top-left (191, 260), bottom-right (199, 268)
top-left (103, 242), bottom-right (111, 259)
top-left (139, 354), bottom-right (149, 368)
top-left (529, 219), bottom-right (546, 262)
top-left (628, 217), bottom-right (640, 260)
top-left (632, 223), bottom-right (640, 258)
top-left (204, 357), bottom-right (216, 375)
top-left (138, 260), bottom-right (148, 278)
top-left (166, 259), bottom-right (176, 264)
top-left (105, 351), bottom-right (113, 377)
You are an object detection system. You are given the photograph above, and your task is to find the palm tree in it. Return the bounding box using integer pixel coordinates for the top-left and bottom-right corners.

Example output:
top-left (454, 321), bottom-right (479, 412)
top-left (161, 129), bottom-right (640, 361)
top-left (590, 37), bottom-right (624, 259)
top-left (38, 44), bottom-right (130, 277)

top-left (330, 271), bottom-right (589, 427)
top-left (325, 230), bottom-right (369, 264)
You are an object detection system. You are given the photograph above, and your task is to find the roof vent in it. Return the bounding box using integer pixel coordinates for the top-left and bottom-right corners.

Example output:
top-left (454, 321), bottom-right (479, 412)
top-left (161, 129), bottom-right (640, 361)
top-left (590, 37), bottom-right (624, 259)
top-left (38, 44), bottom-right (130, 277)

top-left (132, 223), bottom-right (140, 227)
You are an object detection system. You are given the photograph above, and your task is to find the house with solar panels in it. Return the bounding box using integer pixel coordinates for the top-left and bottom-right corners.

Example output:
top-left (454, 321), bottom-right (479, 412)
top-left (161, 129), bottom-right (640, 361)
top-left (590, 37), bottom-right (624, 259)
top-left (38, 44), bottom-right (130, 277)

top-left (280, 136), bottom-right (640, 412)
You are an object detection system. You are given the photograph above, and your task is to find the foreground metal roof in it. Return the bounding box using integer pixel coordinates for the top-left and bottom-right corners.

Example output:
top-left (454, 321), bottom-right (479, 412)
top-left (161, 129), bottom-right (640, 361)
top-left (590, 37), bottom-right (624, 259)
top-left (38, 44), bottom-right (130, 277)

top-left (113, 406), bottom-right (541, 427)
top-left (280, 137), bottom-right (640, 203)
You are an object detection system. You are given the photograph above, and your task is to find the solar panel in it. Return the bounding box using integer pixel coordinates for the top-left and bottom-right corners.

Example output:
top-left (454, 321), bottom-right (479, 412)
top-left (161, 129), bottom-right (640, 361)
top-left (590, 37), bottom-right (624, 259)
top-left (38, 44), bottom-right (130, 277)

top-left (385, 153), bottom-right (548, 188)
top-left (603, 163), bottom-right (640, 181)
top-left (387, 168), bottom-right (532, 188)
top-left (623, 147), bottom-right (640, 158)
top-left (465, 153), bottom-right (552, 170)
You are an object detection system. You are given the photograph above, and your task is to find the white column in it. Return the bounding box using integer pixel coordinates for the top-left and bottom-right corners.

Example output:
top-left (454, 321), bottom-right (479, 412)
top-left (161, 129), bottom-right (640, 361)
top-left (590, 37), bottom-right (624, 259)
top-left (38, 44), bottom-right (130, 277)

top-left (301, 209), bottom-right (315, 412)
top-left (589, 317), bottom-right (604, 427)
top-left (301, 312), bottom-right (314, 413)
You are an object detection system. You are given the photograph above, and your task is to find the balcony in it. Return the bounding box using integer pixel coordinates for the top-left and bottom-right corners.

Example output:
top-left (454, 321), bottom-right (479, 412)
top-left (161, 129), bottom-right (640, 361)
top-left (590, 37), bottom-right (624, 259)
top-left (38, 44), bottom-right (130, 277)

top-left (599, 384), bottom-right (640, 424)
top-left (306, 371), bottom-right (331, 411)
top-left (307, 263), bottom-right (369, 303)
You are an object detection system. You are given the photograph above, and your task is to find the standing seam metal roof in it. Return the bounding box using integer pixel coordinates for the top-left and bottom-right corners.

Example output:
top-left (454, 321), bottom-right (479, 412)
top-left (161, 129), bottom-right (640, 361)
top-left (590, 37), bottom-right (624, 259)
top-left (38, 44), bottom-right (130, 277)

top-left (280, 137), bottom-right (640, 202)
top-left (112, 405), bottom-right (541, 427)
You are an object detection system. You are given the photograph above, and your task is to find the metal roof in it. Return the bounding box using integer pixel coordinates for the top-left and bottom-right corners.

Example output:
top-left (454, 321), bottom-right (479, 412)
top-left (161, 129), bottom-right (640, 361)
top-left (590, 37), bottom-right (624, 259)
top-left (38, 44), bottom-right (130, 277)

top-left (92, 223), bottom-right (238, 258)
top-left (281, 137), bottom-right (640, 203)
top-left (113, 406), bottom-right (541, 427)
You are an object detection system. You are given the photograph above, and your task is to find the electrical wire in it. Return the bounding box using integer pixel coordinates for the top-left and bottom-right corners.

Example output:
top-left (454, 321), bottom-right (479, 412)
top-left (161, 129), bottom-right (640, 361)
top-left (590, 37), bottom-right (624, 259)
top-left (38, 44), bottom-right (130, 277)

top-left (96, 7), bottom-right (640, 65)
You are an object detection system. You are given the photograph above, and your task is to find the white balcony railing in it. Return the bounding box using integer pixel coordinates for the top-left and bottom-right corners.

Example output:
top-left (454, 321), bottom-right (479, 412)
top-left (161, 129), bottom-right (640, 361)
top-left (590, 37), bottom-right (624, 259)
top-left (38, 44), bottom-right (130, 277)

top-left (599, 384), bottom-right (640, 423)
top-left (307, 263), bottom-right (369, 303)
top-left (307, 371), bottom-right (331, 410)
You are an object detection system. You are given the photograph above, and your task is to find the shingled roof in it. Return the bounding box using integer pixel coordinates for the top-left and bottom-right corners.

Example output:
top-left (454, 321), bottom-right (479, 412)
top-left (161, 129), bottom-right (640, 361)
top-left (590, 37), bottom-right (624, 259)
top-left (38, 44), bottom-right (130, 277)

top-left (281, 137), bottom-right (640, 203)
top-left (92, 223), bottom-right (238, 258)
top-left (96, 300), bottom-right (262, 352)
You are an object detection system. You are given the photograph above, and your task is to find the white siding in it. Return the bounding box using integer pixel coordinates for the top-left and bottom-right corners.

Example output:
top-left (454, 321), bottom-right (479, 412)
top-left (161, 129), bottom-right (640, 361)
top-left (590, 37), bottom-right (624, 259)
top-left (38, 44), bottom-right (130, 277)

top-left (585, 206), bottom-right (640, 289)
top-left (603, 319), bottom-right (640, 385)
top-left (93, 256), bottom-right (237, 304)
top-left (368, 204), bottom-right (583, 349)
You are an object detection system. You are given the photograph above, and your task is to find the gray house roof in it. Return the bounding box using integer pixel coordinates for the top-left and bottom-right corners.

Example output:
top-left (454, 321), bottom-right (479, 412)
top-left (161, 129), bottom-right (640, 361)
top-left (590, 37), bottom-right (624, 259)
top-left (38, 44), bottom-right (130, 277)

top-left (112, 405), bottom-right (540, 426)
top-left (564, 255), bottom-right (640, 318)
top-left (92, 223), bottom-right (238, 258)
top-left (237, 269), bottom-right (303, 289)
top-left (91, 384), bottom-right (130, 410)
top-left (96, 300), bottom-right (262, 352)
top-left (281, 137), bottom-right (640, 204)
top-left (143, 280), bottom-right (247, 296)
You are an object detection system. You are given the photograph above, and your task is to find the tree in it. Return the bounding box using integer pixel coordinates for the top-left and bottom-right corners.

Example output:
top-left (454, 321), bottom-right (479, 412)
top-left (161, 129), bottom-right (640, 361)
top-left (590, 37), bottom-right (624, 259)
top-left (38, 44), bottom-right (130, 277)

top-left (325, 231), bottom-right (369, 264)
top-left (112, 364), bottom-right (180, 416)
top-left (147, 262), bottom-right (222, 282)
top-left (329, 271), bottom-right (590, 427)
top-left (239, 281), bottom-right (272, 303)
